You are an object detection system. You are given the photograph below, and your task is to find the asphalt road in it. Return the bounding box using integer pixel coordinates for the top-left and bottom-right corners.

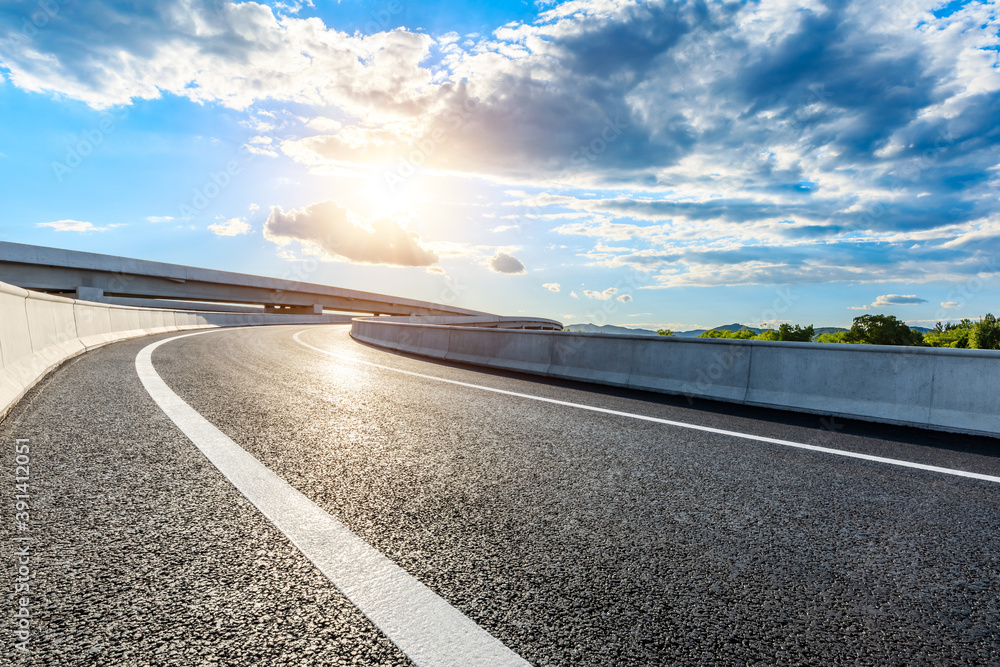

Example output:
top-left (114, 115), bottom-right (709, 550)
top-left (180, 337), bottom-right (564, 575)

top-left (2, 323), bottom-right (999, 665)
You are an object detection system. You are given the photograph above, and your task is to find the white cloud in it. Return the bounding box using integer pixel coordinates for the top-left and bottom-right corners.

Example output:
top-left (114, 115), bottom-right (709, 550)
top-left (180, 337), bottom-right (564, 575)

top-left (208, 217), bottom-right (252, 236)
top-left (243, 143), bottom-right (279, 157)
top-left (489, 251), bottom-right (526, 274)
top-left (583, 287), bottom-right (618, 301)
top-left (872, 294), bottom-right (928, 307)
top-left (491, 224), bottom-right (520, 233)
top-left (35, 220), bottom-right (118, 232)
top-left (147, 215), bottom-right (174, 223)
top-left (307, 117), bottom-right (343, 132)
top-left (849, 295), bottom-right (930, 311)
top-left (940, 301), bottom-right (961, 309)
top-left (542, 282), bottom-right (561, 292)
top-left (616, 293), bottom-right (632, 303)
top-left (248, 203), bottom-right (260, 212)
top-left (273, 1), bottom-right (314, 16)
top-left (570, 291), bottom-right (579, 299)
top-left (0, 2), bottom-right (438, 117)
top-left (265, 200), bottom-right (438, 267)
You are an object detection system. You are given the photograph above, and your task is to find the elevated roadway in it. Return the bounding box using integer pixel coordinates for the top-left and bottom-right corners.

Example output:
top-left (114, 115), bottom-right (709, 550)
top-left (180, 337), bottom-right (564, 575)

top-left (0, 242), bottom-right (489, 316)
top-left (1, 324), bottom-right (997, 664)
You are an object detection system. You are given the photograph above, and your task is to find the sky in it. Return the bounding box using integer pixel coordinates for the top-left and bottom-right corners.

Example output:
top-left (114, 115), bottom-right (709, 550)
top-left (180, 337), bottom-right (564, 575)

top-left (0, 0), bottom-right (998, 331)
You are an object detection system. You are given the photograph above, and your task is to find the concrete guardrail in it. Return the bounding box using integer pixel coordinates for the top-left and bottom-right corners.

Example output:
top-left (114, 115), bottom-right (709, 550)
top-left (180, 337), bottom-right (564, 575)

top-left (0, 280), bottom-right (350, 420)
top-left (351, 317), bottom-right (1000, 438)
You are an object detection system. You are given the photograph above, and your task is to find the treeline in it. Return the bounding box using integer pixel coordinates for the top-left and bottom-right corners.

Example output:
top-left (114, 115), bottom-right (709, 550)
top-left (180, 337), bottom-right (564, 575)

top-left (819, 314), bottom-right (1000, 349)
top-left (655, 323), bottom-right (813, 341)
top-left (659, 314), bottom-right (1000, 350)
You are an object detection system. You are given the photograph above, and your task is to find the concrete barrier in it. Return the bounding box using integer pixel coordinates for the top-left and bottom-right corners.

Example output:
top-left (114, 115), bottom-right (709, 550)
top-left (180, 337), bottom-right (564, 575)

top-left (0, 280), bottom-right (351, 421)
top-left (0, 283), bottom-right (36, 418)
top-left (351, 317), bottom-right (1000, 438)
top-left (628, 336), bottom-right (753, 403)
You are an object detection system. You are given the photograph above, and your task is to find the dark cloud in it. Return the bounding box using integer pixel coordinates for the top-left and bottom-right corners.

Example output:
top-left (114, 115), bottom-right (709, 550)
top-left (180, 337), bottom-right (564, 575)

top-left (278, 0), bottom-right (999, 250)
top-left (488, 251), bottom-right (526, 274)
top-left (554, 2), bottom-right (693, 79)
top-left (734, 5), bottom-right (937, 158)
top-left (873, 294), bottom-right (928, 306)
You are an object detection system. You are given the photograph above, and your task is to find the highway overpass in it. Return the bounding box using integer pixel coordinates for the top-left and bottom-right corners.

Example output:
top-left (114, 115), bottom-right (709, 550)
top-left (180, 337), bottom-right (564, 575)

top-left (0, 241), bottom-right (495, 317)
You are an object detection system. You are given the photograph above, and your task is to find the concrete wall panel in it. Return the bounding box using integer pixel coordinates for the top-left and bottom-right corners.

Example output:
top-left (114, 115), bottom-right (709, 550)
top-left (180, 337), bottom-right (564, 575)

top-left (444, 327), bottom-right (494, 365)
top-left (24, 292), bottom-right (84, 369)
top-left (927, 351), bottom-right (1000, 434)
top-left (74, 303), bottom-right (116, 348)
top-left (357, 320), bottom-right (400, 349)
top-left (109, 306), bottom-right (143, 338)
top-left (0, 283), bottom-right (32, 414)
top-left (628, 337), bottom-right (752, 403)
top-left (550, 333), bottom-right (633, 387)
top-left (484, 330), bottom-right (554, 375)
top-left (137, 309), bottom-right (158, 331)
top-left (746, 344), bottom-right (933, 425)
top-left (414, 326), bottom-right (452, 359)
top-left (0, 283), bottom-right (32, 370)
top-left (396, 325), bottom-right (432, 356)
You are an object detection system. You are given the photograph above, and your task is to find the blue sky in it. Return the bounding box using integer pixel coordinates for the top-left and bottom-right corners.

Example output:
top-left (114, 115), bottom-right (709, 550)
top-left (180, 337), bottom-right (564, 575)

top-left (1, 0), bottom-right (998, 330)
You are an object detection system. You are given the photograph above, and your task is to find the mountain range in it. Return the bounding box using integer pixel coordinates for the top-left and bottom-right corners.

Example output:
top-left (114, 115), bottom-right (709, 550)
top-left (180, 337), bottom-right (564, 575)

top-left (562, 323), bottom-right (765, 337)
top-left (562, 323), bottom-right (933, 337)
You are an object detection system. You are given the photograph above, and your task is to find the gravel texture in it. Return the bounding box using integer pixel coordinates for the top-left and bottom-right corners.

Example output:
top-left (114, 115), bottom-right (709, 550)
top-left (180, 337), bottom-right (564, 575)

top-left (157, 325), bottom-right (1000, 665)
top-left (0, 332), bottom-right (411, 666)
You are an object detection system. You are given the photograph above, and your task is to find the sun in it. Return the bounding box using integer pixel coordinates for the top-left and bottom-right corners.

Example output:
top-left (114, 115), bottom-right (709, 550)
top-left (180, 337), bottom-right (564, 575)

top-left (362, 163), bottom-right (422, 217)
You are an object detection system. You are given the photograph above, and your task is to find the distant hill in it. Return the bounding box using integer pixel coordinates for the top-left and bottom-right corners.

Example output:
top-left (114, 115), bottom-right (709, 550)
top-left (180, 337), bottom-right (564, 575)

top-left (711, 323), bottom-right (763, 335)
top-left (562, 323), bottom-right (659, 336)
top-left (564, 322), bottom-right (764, 337)
top-left (564, 323), bottom-right (935, 340)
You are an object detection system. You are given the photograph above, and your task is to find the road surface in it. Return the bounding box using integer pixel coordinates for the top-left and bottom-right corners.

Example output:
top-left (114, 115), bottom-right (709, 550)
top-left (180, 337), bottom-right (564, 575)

top-left (2, 324), bottom-right (998, 665)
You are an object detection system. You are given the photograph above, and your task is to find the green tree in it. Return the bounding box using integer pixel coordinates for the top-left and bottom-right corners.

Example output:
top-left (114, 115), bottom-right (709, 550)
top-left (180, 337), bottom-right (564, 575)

top-left (755, 329), bottom-right (780, 341)
top-left (923, 320), bottom-right (972, 348)
top-left (816, 331), bottom-right (849, 343)
top-left (656, 329), bottom-right (676, 337)
top-left (699, 327), bottom-right (757, 339)
top-left (969, 314), bottom-right (1000, 350)
top-left (842, 314), bottom-right (922, 346)
top-left (777, 323), bottom-right (815, 342)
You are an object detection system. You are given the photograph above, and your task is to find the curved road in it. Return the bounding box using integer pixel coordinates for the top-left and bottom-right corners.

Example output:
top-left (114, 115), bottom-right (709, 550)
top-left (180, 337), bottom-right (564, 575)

top-left (2, 324), bottom-right (999, 665)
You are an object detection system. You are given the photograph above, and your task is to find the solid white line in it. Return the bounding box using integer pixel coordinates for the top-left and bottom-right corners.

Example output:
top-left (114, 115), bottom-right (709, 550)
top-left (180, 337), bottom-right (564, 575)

top-left (136, 331), bottom-right (529, 667)
top-left (294, 330), bottom-right (1000, 485)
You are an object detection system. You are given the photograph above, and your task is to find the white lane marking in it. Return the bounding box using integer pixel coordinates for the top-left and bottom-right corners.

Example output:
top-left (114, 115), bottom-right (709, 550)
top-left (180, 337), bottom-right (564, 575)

top-left (136, 331), bottom-right (529, 667)
top-left (294, 330), bottom-right (1000, 485)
